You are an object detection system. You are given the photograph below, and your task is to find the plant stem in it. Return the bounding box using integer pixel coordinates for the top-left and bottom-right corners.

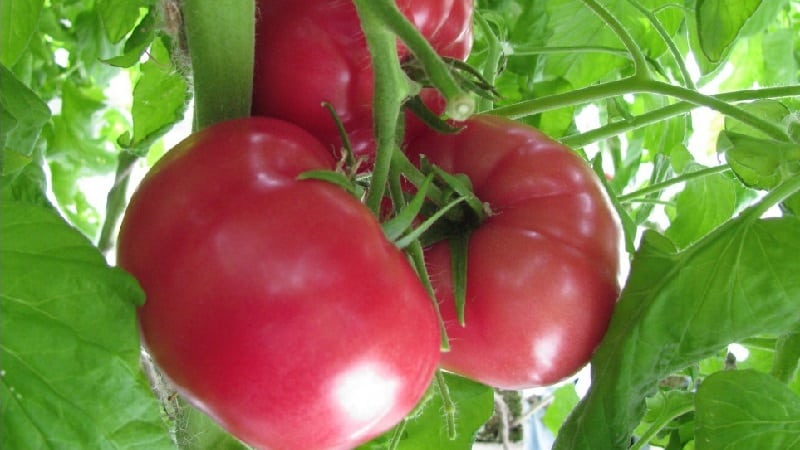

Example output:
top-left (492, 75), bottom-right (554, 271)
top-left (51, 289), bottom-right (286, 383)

top-left (182, 0), bottom-right (255, 130)
top-left (581, 0), bottom-right (650, 78)
top-left (492, 78), bottom-right (794, 142)
top-left (97, 151), bottom-right (138, 253)
top-left (353, 0), bottom-right (410, 214)
top-left (474, 12), bottom-right (503, 112)
top-left (561, 85), bottom-right (800, 148)
top-left (745, 174), bottom-right (800, 220)
top-left (407, 241), bottom-right (451, 351)
top-left (617, 165), bottom-right (730, 203)
top-left (624, 0), bottom-right (695, 89)
top-left (359, 0), bottom-right (474, 120)
top-left (629, 401), bottom-right (693, 450)
top-left (509, 45), bottom-right (633, 59)
top-left (435, 369), bottom-right (458, 439)
top-left (387, 418), bottom-right (408, 450)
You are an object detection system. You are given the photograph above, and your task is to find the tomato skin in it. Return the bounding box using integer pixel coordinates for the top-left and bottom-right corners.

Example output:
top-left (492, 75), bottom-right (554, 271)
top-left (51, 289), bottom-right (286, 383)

top-left (117, 118), bottom-right (440, 449)
top-left (252, 0), bottom-right (474, 166)
top-left (406, 115), bottom-right (624, 389)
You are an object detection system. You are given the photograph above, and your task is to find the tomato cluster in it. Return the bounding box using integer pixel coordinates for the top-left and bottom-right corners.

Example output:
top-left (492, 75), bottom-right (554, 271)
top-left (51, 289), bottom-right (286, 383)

top-left (118, 1), bottom-right (623, 449)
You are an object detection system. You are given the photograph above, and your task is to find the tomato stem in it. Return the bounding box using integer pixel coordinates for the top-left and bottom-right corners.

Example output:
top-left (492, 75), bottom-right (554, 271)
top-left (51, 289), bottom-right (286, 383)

top-left (182, 0), bottom-right (255, 130)
top-left (580, 0), bottom-right (650, 79)
top-left (356, 0), bottom-right (474, 121)
top-left (616, 165), bottom-right (731, 203)
top-left (435, 370), bottom-right (458, 440)
top-left (473, 13), bottom-right (503, 112)
top-left (561, 85), bottom-right (800, 148)
top-left (353, 0), bottom-right (410, 214)
top-left (491, 78), bottom-right (796, 143)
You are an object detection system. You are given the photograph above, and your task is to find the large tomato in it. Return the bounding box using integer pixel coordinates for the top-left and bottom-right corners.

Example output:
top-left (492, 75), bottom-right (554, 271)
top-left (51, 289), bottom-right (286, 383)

top-left (117, 118), bottom-right (440, 449)
top-left (252, 0), bottom-right (474, 165)
top-left (406, 115), bottom-right (624, 389)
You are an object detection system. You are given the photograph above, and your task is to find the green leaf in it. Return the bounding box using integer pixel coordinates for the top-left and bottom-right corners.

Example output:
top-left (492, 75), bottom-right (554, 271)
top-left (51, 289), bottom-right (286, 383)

top-left (695, 370), bottom-right (800, 449)
top-left (103, 10), bottom-right (157, 68)
top-left (174, 398), bottom-right (249, 450)
top-left (542, 384), bottom-right (580, 435)
top-left (553, 208), bottom-right (800, 449)
top-left (539, 0), bottom-right (683, 87)
top-left (695, 0), bottom-right (763, 64)
top-left (0, 0), bottom-right (44, 67)
top-left (125, 36), bottom-right (190, 155)
top-left (0, 201), bottom-right (173, 449)
top-left (97, 0), bottom-right (149, 43)
top-left (0, 64), bottom-right (51, 157)
top-left (718, 131), bottom-right (800, 191)
top-left (692, 0), bottom-right (789, 76)
top-left (359, 372), bottom-right (494, 450)
top-left (665, 165), bottom-right (752, 248)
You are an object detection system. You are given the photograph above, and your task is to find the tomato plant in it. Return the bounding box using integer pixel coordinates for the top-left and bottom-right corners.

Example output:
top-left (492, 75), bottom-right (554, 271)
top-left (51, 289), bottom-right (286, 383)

top-left (117, 117), bottom-right (441, 450)
top-left (3, 1), bottom-right (800, 449)
top-left (251, 0), bottom-right (474, 164)
top-left (406, 115), bottom-right (624, 389)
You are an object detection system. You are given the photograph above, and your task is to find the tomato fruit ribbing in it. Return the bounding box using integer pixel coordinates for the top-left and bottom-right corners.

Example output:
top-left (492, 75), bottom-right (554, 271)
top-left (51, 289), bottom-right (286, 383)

top-left (252, 0), bottom-right (474, 166)
top-left (406, 115), bottom-right (625, 390)
top-left (117, 118), bottom-right (441, 450)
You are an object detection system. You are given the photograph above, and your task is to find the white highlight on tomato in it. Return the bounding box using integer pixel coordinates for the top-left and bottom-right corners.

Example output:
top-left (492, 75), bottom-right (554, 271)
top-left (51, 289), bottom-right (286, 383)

top-left (332, 362), bottom-right (401, 435)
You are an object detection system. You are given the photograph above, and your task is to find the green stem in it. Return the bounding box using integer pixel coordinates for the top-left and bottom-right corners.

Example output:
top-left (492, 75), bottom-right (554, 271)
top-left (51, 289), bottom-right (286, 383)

top-left (359, 0), bottom-right (474, 120)
top-left (509, 45), bottom-right (633, 59)
top-left (617, 165), bottom-right (730, 203)
top-left (624, 0), bottom-right (694, 89)
top-left (771, 332), bottom-right (800, 384)
top-left (353, 0), bottom-right (410, 214)
top-left (387, 418), bottom-right (408, 450)
top-left (182, 0), bottom-right (255, 130)
top-left (561, 85), bottom-right (800, 148)
top-left (474, 13), bottom-right (503, 112)
top-left (629, 402), bottom-right (693, 450)
top-left (492, 78), bottom-right (793, 142)
top-left (435, 369), bottom-right (457, 440)
top-left (581, 0), bottom-right (650, 78)
top-left (407, 241), bottom-right (451, 351)
top-left (744, 173), bottom-right (800, 221)
top-left (97, 152), bottom-right (138, 253)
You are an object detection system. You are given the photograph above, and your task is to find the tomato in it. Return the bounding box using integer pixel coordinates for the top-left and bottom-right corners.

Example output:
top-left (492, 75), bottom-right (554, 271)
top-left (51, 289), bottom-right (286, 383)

top-left (252, 0), bottom-right (474, 166)
top-left (117, 118), bottom-right (440, 449)
top-left (406, 115), bottom-right (624, 389)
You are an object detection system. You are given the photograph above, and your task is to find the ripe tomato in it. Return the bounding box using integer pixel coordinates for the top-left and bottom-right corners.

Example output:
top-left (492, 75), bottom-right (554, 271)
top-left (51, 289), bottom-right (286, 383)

top-left (406, 115), bottom-right (624, 389)
top-left (252, 0), bottom-right (474, 166)
top-left (117, 118), bottom-right (440, 449)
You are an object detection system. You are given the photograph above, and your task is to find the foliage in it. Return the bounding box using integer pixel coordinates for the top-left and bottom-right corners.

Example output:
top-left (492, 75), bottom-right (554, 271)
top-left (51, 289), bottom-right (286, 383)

top-left (1, 0), bottom-right (799, 448)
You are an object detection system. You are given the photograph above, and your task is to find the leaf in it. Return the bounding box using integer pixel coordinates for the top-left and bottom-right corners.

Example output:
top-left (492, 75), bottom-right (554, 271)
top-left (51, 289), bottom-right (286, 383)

top-left (691, 0), bottom-right (789, 76)
top-left (695, 370), bottom-right (800, 449)
top-left (665, 165), bottom-right (753, 248)
top-left (0, 201), bottom-right (173, 449)
top-left (539, 0), bottom-right (683, 87)
top-left (0, 0), bottom-right (44, 67)
top-left (542, 383), bottom-right (580, 435)
top-left (695, 0), bottom-right (763, 64)
top-left (174, 398), bottom-right (249, 450)
top-left (125, 35), bottom-right (190, 156)
top-left (359, 372), bottom-right (494, 450)
top-left (97, 0), bottom-right (150, 43)
top-left (103, 10), bottom-right (157, 68)
top-left (552, 208), bottom-right (800, 449)
top-left (0, 64), bottom-right (51, 157)
top-left (718, 131), bottom-right (800, 191)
